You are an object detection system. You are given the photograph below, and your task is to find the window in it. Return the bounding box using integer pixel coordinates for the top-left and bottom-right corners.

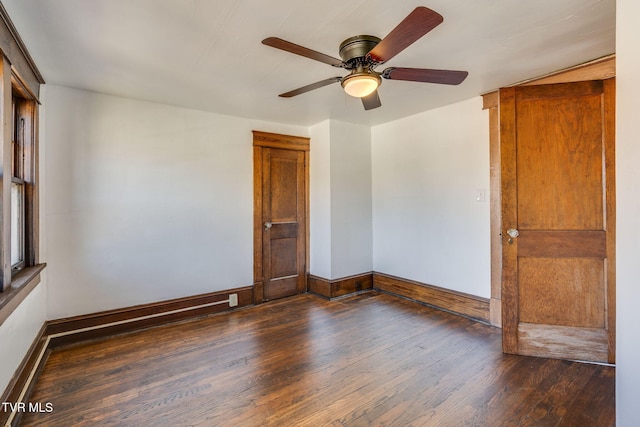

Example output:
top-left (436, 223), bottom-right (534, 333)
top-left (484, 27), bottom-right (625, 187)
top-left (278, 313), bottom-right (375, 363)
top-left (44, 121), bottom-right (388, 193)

top-left (0, 2), bottom-right (45, 326)
top-left (3, 87), bottom-right (39, 282)
top-left (0, 71), bottom-right (42, 294)
top-left (11, 95), bottom-right (26, 272)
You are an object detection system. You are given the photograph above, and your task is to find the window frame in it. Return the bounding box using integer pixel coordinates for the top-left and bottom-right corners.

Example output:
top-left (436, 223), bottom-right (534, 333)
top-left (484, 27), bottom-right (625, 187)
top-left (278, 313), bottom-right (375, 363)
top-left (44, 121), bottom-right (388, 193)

top-left (0, 0), bottom-right (45, 329)
top-left (10, 177), bottom-right (26, 272)
top-left (11, 93), bottom-right (27, 273)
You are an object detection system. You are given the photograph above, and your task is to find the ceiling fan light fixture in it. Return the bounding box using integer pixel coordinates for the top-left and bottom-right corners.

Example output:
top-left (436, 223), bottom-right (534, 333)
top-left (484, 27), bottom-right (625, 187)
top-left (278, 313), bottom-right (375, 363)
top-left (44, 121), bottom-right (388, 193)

top-left (341, 72), bottom-right (381, 98)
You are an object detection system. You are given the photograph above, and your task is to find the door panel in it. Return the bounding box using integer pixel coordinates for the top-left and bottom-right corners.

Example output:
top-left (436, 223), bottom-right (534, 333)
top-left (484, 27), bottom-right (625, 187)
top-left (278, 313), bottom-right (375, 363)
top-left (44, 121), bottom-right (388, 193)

top-left (515, 92), bottom-right (604, 230)
top-left (270, 237), bottom-right (298, 278)
top-left (517, 323), bottom-right (608, 363)
top-left (500, 79), bottom-right (615, 363)
top-left (269, 156), bottom-right (299, 221)
top-left (518, 258), bottom-right (605, 327)
top-left (253, 131), bottom-right (309, 304)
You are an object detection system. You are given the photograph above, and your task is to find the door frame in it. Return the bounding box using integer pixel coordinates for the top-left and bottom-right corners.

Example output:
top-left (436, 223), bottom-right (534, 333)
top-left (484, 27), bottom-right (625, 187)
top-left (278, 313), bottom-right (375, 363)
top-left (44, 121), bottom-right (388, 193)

top-left (252, 130), bottom-right (310, 304)
top-left (481, 55), bottom-right (615, 329)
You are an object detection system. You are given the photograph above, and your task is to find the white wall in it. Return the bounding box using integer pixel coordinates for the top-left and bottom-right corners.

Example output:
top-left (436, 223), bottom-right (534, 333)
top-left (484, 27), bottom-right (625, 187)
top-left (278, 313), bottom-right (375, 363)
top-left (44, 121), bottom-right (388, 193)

top-left (309, 121), bottom-right (332, 279)
top-left (616, 0), bottom-right (640, 425)
top-left (309, 119), bottom-right (373, 280)
top-left (42, 85), bottom-right (307, 319)
top-left (372, 98), bottom-right (490, 298)
top-left (0, 281), bottom-right (47, 394)
top-left (329, 121), bottom-right (373, 279)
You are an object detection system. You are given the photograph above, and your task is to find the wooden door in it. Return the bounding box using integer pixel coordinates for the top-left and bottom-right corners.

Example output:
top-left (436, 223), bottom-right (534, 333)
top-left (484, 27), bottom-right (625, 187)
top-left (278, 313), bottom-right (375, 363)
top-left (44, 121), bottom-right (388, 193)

top-left (500, 79), bottom-right (615, 363)
top-left (253, 131), bottom-right (309, 303)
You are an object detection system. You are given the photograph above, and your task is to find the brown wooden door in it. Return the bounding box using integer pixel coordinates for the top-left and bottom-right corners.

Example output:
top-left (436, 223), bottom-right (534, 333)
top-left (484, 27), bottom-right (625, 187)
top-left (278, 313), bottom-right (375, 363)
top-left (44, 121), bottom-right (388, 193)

top-left (500, 79), bottom-right (615, 363)
top-left (253, 131), bottom-right (308, 303)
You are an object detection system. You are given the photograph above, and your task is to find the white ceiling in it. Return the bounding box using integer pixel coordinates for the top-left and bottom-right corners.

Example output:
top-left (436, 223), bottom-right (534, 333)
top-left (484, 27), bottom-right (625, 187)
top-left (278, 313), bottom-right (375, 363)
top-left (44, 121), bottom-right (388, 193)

top-left (2, 0), bottom-right (615, 127)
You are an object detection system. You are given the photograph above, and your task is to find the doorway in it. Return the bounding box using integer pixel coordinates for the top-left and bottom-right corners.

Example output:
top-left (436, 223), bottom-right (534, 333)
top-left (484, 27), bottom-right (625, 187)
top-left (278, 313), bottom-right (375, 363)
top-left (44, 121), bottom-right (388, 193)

top-left (499, 79), bottom-right (615, 363)
top-left (253, 131), bottom-right (309, 304)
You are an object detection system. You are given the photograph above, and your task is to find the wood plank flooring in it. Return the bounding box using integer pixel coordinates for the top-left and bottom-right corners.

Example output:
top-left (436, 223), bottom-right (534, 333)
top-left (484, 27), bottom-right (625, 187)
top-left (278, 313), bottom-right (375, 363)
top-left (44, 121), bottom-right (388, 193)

top-left (19, 292), bottom-right (614, 426)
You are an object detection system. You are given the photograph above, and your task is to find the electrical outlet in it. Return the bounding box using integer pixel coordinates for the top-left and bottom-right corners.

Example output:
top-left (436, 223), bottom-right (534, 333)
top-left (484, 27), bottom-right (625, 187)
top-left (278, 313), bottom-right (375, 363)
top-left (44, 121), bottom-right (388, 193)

top-left (228, 293), bottom-right (238, 307)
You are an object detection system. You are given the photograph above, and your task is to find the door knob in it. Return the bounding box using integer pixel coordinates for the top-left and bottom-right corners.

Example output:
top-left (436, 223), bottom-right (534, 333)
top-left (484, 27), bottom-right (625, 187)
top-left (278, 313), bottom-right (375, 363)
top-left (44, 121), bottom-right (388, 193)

top-left (506, 228), bottom-right (519, 244)
top-left (264, 222), bottom-right (272, 230)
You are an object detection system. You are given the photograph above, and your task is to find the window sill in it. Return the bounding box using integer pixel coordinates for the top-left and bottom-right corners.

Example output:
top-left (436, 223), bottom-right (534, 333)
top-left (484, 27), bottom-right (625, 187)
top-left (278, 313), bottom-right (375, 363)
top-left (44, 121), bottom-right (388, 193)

top-left (0, 263), bottom-right (46, 327)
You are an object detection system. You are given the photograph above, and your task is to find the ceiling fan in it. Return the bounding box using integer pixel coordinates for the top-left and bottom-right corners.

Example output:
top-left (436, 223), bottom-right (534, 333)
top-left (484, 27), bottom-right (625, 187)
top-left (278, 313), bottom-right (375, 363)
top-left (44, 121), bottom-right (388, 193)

top-left (262, 6), bottom-right (468, 110)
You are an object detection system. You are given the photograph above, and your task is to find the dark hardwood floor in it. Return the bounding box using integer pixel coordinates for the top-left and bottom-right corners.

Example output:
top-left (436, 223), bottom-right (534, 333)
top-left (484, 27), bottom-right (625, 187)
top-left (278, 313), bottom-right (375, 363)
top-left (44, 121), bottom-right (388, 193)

top-left (19, 292), bottom-right (614, 426)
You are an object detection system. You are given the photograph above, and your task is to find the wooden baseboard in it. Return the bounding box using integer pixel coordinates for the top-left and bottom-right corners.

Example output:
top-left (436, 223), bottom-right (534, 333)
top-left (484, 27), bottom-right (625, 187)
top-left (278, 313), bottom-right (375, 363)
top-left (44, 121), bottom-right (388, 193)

top-left (373, 273), bottom-right (490, 323)
top-left (0, 324), bottom-right (49, 427)
top-left (308, 273), bottom-right (373, 299)
top-left (309, 272), bottom-right (490, 324)
top-left (46, 286), bottom-right (254, 348)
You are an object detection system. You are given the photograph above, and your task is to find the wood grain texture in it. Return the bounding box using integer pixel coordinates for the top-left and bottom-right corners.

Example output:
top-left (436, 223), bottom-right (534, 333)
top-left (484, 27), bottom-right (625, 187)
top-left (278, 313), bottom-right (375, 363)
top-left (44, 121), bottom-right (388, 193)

top-left (515, 79), bottom-right (604, 102)
top-left (17, 293), bottom-right (615, 427)
top-left (603, 78), bottom-right (616, 363)
top-left (261, 148), bottom-right (306, 300)
top-left (252, 130), bottom-right (310, 151)
top-left (261, 38), bottom-right (343, 68)
top-left (252, 145), bottom-right (264, 304)
top-left (500, 79), bottom-right (615, 363)
top-left (517, 230), bottom-right (606, 258)
top-left (373, 272), bottom-right (490, 323)
top-left (482, 56), bottom-right (615, 106)
top-left (384, 67), bottom-right (468, 85)
top-left (483, 60), bottom-right (616, 333)
top-left (304, 152), bottom-right (310, 290)
top-left (490, 297), bottom-right (502, 328)
top-left (307, 275), bottom-right (332, 297)
top-left (516, 83), bottom-right (604, 231)
top-left (487, 95), bottom-right (502, 327)
top-left (279, 77), bottom-right (342, 98)
top-left (482, 90), bottom-right (499, 109)
top-left (518, 258), bottom-right (605, 328)
top-left (519, 55), bottom-right (615, 86)
top-left (367, 7), bottom-right (443, 64)
top-left (308, 273), bottom-right (373, 299)
top-left (0, 56), bottom-right (11, 290)
top-left (499, 86), bottom-right (519, 353)
top-left (19, 99), bottom-right (40, 268)
top-left (268, 154), bottom-right (299, 221)
top-left (517, 323), bottom-right (609, 362)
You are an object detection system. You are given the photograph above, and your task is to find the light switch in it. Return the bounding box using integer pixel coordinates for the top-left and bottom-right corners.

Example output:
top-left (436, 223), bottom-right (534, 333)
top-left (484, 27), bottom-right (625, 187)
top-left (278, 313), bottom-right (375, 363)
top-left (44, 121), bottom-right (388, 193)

top-left (475, 189), bottom-right (486, 202)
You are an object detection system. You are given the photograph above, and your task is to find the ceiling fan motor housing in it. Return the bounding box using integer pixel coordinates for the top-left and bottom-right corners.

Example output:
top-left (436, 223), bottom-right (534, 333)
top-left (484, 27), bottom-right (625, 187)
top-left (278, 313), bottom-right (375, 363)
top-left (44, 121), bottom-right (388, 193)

top-left (339, 35), bottom-right (381, 67)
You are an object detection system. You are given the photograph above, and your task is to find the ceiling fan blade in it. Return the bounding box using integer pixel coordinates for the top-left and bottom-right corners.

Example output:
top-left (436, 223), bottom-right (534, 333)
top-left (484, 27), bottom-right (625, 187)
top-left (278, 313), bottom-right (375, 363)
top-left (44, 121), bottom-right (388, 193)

top-left (279, 77), bottom-right (342, 98)
top-left (382, 67), bottom-right (468, 85)
top-left (367, 7), bottom-right (443, 64)
top-left (361, 90), bottom-right (382, 110)
top-left (262, 37), bottom-right (344, 67)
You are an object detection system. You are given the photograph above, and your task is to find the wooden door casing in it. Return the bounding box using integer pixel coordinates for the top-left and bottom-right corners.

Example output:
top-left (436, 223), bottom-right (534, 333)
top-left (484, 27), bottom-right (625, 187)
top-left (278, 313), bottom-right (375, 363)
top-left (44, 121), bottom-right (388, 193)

top-left (500, 79), bottom-right (615, 363)
top-left (253, 131), bottom-right (309, 304)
